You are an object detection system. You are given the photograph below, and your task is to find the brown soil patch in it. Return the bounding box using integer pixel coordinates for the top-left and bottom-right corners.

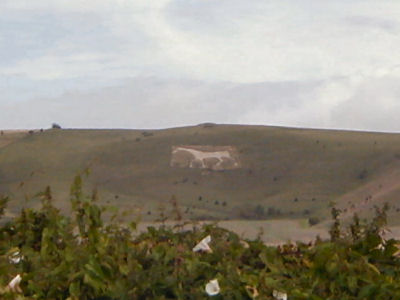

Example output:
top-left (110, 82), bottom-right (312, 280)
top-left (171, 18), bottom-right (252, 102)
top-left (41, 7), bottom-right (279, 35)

top-left (338, 161), bottom-right (400, 219)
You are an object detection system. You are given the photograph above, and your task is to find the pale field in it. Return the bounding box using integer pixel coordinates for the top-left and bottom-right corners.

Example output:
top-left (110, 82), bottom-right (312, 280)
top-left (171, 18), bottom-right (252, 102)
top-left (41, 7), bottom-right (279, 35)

top-left (217, 221), bottom-right (400, 244)
top-left (135, 219), bottom-right (400, 245)
top-left (1, 130), bottom-right (29, 133)
top-left (136, 219), bottom-right (330, 245)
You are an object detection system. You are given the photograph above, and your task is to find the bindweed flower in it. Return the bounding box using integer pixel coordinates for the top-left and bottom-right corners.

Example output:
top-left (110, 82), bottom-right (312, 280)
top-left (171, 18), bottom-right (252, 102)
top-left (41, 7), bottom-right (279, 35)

top-left (273, 290), bottom-right (287, 300)
top-left (240, 240), bottom-right (250, 249)
top-left (245, 285), bottom-right (259, 298)
top-left (76, 236), bottom-right (88, 245)
top-left (374, 238), bottom-right (386, 251)
top-left (7, 274), bottom-right (22, 293)
top-left (8, 250), bottom-right (24, 264)
top-left (394, 243), bottom-right (400, 257)
top-left (193, 235), bottom-right (212, 253)
top-left (205, 279), bottom-right (220, 296)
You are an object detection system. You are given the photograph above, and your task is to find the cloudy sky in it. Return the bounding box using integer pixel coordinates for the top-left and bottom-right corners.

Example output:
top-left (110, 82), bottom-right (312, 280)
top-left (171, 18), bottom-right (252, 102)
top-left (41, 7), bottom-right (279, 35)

top-left (1, 0), bottom-right (400, 131)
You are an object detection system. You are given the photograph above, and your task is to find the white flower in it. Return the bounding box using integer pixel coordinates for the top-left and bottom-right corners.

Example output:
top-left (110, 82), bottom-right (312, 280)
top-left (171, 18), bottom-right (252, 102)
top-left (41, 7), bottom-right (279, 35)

top-left (393, 243), bottom-right (400, 257)
top-left (76, 236), bottom-right (88, 245)
top-left (205, 279), bottom-right (220, 296)
top-left (240, 240), bottom-right (250, 249)
top-left (7, 274), bottom-right (22, 293)
top-left (8, 250), bottom-right (23, 264)
top-left (373, 240), bottom-right (386, 251)
top-left (193, 235), bottom-right (212, 253)
top-left (273, 290), bottom-right (287, 300)
top-left (246, 285), bottom-right (259, 298)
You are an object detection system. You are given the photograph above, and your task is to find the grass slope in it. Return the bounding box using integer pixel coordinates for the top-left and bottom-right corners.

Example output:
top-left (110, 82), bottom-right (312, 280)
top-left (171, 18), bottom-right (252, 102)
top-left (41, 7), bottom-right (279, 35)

top-left (1, 124), bottom-right (400, 223)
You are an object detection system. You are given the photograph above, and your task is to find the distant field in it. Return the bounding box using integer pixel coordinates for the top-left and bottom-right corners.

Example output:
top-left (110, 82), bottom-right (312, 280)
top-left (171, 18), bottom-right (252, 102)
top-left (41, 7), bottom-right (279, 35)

top-left (136, 219), bottom-right (400, 245)
top-left (136, 219), bottom-right (330, 245)
top-left (1, 124), bottom-right (400, 225)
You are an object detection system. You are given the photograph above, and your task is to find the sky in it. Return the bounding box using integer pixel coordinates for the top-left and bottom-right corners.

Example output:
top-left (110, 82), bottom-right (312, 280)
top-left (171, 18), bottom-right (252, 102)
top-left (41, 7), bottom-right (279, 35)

top-left (1, 0), bottom-right (400, 131)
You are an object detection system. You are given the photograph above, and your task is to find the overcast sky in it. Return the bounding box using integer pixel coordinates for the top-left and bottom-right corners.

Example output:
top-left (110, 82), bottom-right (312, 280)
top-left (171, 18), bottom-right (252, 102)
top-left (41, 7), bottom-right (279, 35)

top-left (1, 0), bottom-right (400, 131)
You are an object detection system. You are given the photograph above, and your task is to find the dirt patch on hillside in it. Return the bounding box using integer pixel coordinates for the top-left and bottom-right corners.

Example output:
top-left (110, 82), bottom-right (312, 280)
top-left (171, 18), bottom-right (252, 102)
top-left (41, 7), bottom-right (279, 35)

top-left (170, 145), bottom-right (241, 171)
top-left (337, 162), bottom-right (400, 219)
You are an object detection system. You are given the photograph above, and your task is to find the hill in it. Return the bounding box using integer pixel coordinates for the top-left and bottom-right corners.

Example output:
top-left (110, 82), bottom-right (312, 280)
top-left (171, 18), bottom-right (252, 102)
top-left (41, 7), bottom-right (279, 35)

top-left (1, 124), bottom-right (400, 225)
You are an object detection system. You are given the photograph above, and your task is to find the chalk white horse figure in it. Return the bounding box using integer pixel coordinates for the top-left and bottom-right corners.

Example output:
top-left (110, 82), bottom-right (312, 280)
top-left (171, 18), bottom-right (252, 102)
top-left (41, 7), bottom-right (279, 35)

top-left (171, 146), bottom-right (239, 170)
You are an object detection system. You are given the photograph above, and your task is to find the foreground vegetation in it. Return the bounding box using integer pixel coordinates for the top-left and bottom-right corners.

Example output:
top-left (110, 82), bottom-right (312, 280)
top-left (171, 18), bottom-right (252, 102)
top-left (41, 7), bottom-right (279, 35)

top-left (1, 176), bottom-right (400, 299)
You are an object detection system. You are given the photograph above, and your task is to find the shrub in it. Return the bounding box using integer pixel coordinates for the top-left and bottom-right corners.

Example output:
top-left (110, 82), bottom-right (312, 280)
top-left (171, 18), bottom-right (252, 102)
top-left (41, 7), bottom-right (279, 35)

top-left (267, 206), bottom-right (276, 216)
top-left (253, 205), bottom-right (264, 218)
top-left (51, 123), bottom-right (61, 129)
top-left (308, 217), bottom-right (320, 226)
top-left (141, 131), bottom-right (153, 137)
top-left (358, 169), bottom-right (368, 180)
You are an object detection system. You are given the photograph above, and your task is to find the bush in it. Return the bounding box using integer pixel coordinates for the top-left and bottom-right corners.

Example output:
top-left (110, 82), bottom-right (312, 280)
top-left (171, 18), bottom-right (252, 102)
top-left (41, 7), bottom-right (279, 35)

top-left (141, 131), bottom-right (153, 137)
top-left (267, 206), bottom-right (276, 216)
top-left (0, 178), bottom-right (399, 299)
top-left (254, 204), bottom-right (265, 218)
top-left (358, 169), bottom-right (368, 180)
top-left (308, 217), bottom-right (320, 226)
top-left (51, 123), bottom-right (61, 129)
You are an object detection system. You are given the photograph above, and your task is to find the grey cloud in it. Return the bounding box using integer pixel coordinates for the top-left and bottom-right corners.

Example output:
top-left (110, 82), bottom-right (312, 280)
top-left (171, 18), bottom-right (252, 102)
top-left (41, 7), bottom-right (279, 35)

top-left (0, 10), bottom-right (148, 68)
top-left (0, 74), bottom-right (128, 103)
top-left (0, 13), bottom-right (66, 66)
top-left (345, 15), bottom-right (399, 33)
top-left (3, 0), bottom-right (400, 84)
top-left (2, 1), bottom-right (400, 132)
top-left (165, 0), bottom-right (268, 35)
top-left (0, 77), bottom-right (319, 129)
top-left (2, 75), bottom-right (400, 132)
top-left (330, 76), bottom-right (400, 132)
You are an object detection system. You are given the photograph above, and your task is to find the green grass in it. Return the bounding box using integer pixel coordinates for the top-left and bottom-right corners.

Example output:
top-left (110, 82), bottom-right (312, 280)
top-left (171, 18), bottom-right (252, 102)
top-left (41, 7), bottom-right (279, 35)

top-left (1, 124), bottom-right (400, 223)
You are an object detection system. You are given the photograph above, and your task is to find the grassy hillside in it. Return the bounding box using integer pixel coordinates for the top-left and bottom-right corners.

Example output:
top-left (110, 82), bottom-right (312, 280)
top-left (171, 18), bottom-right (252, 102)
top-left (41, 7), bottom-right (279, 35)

top-left (1, 124), bottom-right (400, 224)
